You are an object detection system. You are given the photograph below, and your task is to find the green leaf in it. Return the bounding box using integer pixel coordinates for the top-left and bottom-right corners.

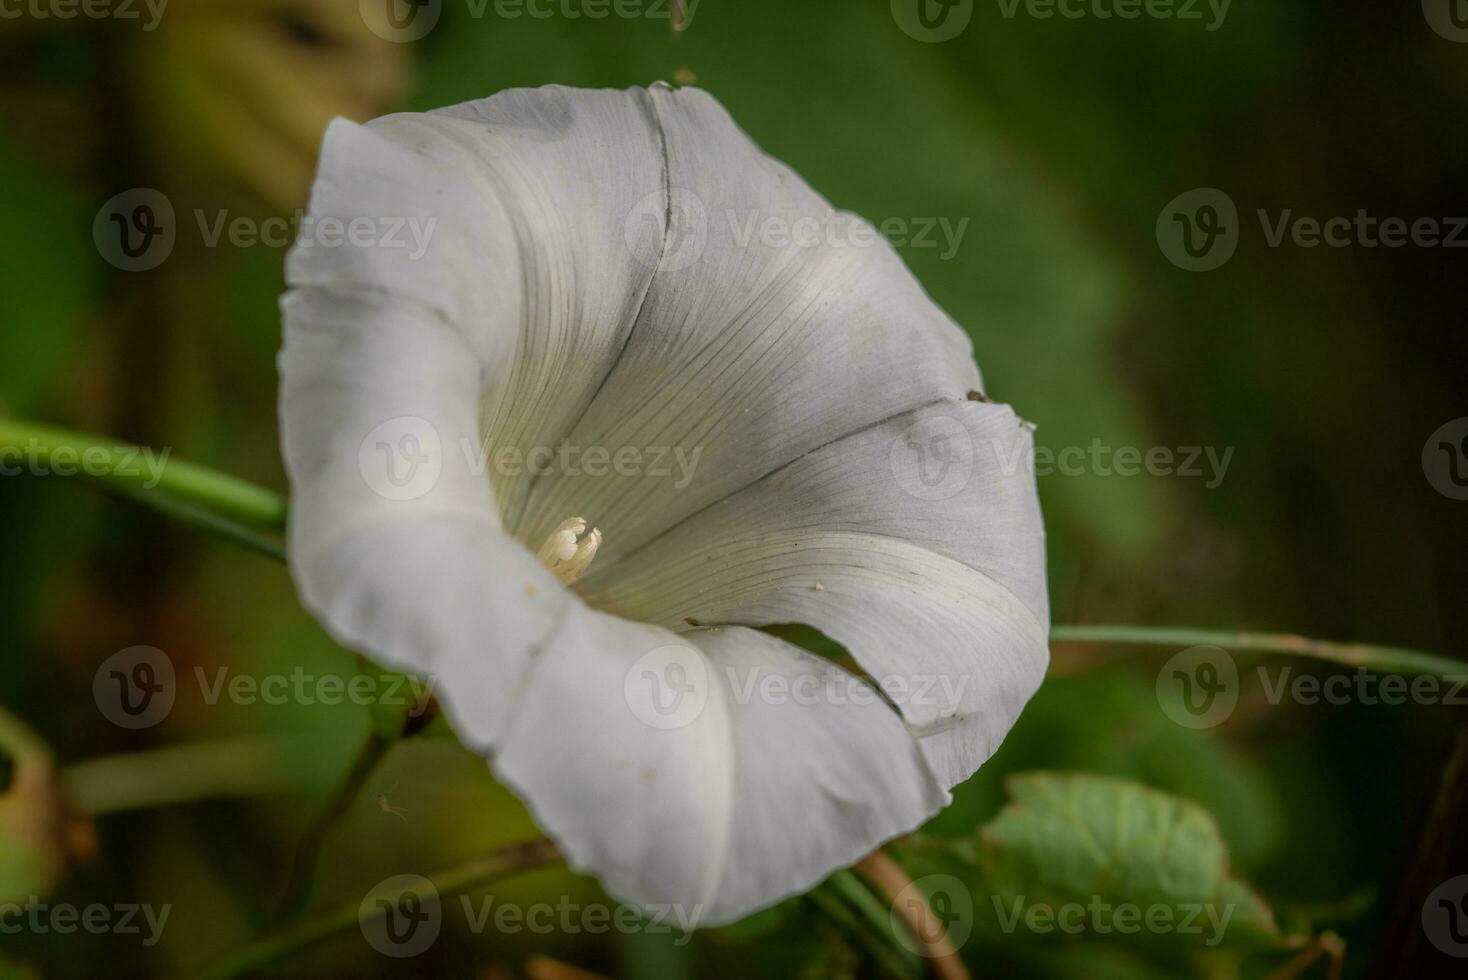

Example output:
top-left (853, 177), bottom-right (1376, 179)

top-left (972, 772), bottom-right (1282, 950)
top-left (932, 671), bottom-right (1282, 872)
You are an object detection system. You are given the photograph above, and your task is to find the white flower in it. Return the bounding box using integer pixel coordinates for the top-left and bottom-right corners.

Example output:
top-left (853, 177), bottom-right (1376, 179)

top-left (279, 83), bottom-right (1049, 926)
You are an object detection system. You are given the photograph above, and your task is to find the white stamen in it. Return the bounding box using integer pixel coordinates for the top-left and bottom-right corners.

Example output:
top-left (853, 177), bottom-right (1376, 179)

top-left (536, 518), bottom-right (602, 585)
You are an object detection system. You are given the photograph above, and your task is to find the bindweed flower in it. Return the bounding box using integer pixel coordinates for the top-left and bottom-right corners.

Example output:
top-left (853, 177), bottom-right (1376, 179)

top-left (279, 84), bottom-right (1049, 926)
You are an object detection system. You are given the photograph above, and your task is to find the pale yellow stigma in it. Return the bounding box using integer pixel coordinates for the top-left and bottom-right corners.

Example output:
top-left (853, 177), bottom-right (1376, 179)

top-left (536, 517), bottom-right (602, 585)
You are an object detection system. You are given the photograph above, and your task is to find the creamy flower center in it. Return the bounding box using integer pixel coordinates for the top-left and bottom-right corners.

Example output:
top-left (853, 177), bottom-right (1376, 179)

top-left (536, 517), bottom-right (602, 585)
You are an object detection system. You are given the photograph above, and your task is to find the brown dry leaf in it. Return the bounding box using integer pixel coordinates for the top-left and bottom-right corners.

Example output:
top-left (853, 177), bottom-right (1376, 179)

top-left (0, 709), bottom-right (95, 902)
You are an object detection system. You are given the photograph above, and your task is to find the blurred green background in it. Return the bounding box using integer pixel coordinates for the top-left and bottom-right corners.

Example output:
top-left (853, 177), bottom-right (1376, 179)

top-left (1, 1), bottom-right (1465, 977)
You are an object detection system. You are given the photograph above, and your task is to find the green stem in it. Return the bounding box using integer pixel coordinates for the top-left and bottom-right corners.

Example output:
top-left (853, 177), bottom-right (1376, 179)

top-left (7, 422), bottom-right (1460, 679)
top-left (198, 838), bottom-right (563, 980)
top-left (62, 737), bottom-right (315, 815)
top-left (0, 416), bottom-right (286, 532)
top-left (1050, 624), bottom-right (1466, 677)
top-left (810, 878), bottom-right (920, 980)
top-left (275, 730), bottom-right (393, 923)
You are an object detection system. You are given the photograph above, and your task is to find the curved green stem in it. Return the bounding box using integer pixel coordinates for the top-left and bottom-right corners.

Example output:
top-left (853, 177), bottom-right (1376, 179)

top-left (1051, 624), bottom-right (1466, 677)
top-left (275, 730), bottom-right (393, 923)
top-left (0, 416), bottom-right (286, 532)
top-left (198, 838), bottom-right (563, 980)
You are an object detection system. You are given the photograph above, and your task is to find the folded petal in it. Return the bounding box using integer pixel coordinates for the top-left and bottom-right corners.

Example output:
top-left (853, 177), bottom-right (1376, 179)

top-left (580, 399), bottom-right (1049, 788)
top-left (493, 615), bottom-right (947, 925)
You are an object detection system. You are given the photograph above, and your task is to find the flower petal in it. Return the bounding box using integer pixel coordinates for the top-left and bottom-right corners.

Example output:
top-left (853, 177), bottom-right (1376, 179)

top-left (281, 87), bottom-right (669, 747)
top-left (285, 86), bottom-right (670, 540)
top-left (511, 85), bottom-right (984, 558)
top-left (492, 614), bottom-right (946, 925)
top-left (580, 399), bottom-right (1049, 788)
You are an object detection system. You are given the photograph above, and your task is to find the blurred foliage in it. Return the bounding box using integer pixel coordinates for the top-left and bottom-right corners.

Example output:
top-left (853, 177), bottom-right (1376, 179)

top-left (1, 0), bottom-right (1465, 978)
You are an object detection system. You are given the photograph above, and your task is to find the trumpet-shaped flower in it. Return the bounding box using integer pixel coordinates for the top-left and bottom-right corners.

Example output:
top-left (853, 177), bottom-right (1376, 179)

top-left (279, 83), bottom-right (1048, 926)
